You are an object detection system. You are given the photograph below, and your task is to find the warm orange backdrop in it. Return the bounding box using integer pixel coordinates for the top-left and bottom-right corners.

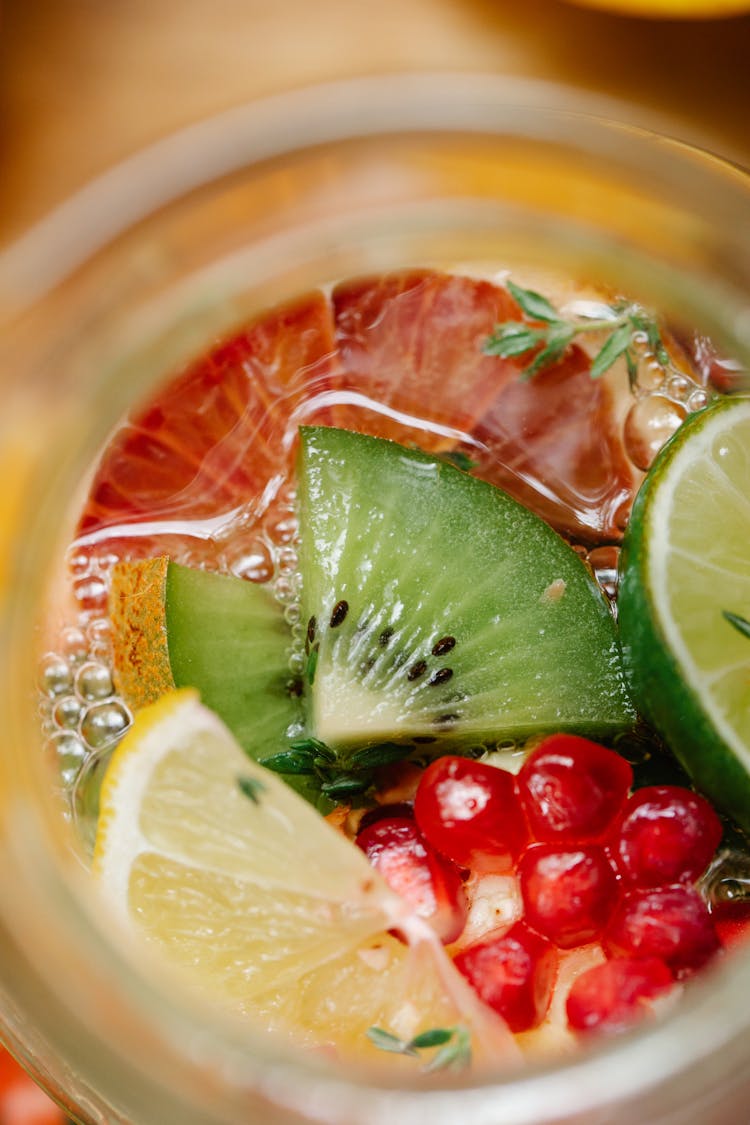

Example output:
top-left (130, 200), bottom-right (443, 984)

top-left (1, 0), bottom-right (749, 245)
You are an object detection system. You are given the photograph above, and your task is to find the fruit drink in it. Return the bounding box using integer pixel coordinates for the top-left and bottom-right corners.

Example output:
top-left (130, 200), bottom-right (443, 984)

top-left (39, 267), bottom-right (750, 1073)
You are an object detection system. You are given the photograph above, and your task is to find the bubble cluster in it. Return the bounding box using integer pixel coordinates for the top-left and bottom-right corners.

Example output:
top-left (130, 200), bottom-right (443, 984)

top-left (40, 618), bottom-right (132, 814)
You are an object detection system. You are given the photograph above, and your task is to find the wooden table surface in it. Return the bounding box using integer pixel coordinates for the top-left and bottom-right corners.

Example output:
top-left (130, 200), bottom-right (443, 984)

top-left (1, 0), bottom-right (749, 247)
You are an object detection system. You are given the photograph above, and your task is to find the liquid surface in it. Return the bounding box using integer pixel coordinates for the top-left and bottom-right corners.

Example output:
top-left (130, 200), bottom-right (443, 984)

top-left (38, 267), bottom-right (750, 1062)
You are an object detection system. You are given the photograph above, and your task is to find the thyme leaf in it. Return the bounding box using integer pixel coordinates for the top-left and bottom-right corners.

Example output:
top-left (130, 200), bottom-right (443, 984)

top-left (366, 1025), bottom-right (472, 1071)
top-left (237, 776), bottom-right (267, 804)
top-left (483, 280), bottom-right (679, 383)
top-left (723, 610), bottom-right (750, 639)
top-left (263, 737), bottom-right (415, 808)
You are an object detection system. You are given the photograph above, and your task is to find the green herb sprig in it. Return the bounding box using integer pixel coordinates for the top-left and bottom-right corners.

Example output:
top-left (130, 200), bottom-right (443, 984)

top-left (366, 1025), bottom-right (472, 1072)
top-left (483, 279), bottom-right (673, 385)
top-left (261, 737), bottom-right (411, 802)
top-left (723, 610), bottom-right (750, 640)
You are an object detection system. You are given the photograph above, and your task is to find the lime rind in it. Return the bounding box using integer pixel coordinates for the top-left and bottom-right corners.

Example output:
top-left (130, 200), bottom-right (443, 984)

top-left (619, 397), bottom-right (750, 830)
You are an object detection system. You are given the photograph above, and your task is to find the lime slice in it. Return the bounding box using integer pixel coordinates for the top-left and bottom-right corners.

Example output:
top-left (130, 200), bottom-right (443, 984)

top-left (93, 690), bottom-right (517, 1067)
top-left (618, 397), bottom-right (750, 830)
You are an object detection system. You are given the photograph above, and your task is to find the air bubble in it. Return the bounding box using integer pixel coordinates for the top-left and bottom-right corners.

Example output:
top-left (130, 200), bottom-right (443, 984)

top-left (588, 546), bottom-right (621, 600)
top-left (687, 388), bottom-right (710, 412)
top-left (288, 651), bottom-right (306, 676)
top-left (230, 537), bottom-right (277, 585)
top-left (268, 515), bottom-right (298, 546)
top-left (284, 603), bottom-right (301, 626)
top-left (635, 360), bottom-right (665, 395)
top-left (80, 701), bottom-right (131, 750)
top-left (39, 655), bottom-right (73, 698)
top-left (624, 395), bottom-right (687, 471)
top-left (47, 730), bottom-right (87, 788)
top-left (53, 695), bottom-right (84, 730)
top-left (60, 626), bottom-right (89, 664)
top-left (75, 662), bottom-right (114, 702)
top-left (277, 547), bottom-right (298, 576)
top-left (68, 553), bottom-right (92, 577)
top-left (73, 575), bottom-right (108, 609)
top-left (666, 374), bottom-right (692, 401)
top-left (86, 617), bottom-right (112, 659)
top-left (274, 576), bottom-right (296, 605)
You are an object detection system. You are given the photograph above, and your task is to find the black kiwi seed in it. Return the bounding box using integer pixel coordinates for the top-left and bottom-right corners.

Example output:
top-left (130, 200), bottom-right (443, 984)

top-left (407, 660), bottom-right (428, 681)
top-left (306, 616), bottom-right (317, 648)
top-left (287, 677), bottom-right (304, 698)
top-left (378, 627), bottom-right (394, 647)
top-left (413, 735), bottom-right (438, 744)
top-left (429, 668), bottom-right (453, 686)
top-left (435, 712), bottom-right (460, 726)
top-left (432, 635), bottom-right (456, 657)
top-left (330, 600), bottom-right (349, 628)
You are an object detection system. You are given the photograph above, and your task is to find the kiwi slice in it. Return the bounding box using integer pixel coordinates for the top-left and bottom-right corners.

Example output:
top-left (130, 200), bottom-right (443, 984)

top-left (297, 427), bottom-right (635, 749)
top-left (110, 557), bottom-right (303, 760)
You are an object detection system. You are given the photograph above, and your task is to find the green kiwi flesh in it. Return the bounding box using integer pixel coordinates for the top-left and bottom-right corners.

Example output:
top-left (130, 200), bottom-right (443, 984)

top-left (165, 562), bottom-right (305, 762)
top-left (297, 426), bottom-right (635, 749)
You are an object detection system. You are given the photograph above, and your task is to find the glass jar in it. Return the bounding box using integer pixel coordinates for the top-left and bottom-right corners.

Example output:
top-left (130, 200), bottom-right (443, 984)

top-left (0, 74), bottom-right (749, 1125)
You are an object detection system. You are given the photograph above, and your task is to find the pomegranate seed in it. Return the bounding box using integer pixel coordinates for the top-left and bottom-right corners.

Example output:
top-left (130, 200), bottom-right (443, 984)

top-left (517, 734), bottom-right (632, 843)
top-left (604, 884), bottom-right (721, 977)
top-left (414, 756), bottom-right (528, 873)
top-left (712, 899), bottom-right (750, 950)
top-left (519, 844), bottom-right (620, 949)
top-left (566, 957), bottom-right (674, 1035)
top-left (355, 816), bottom-right (467, 943)
top-left (454, 922), bottom-right (557, 1033)
top-left (614, 786), bottom-right (723, 888)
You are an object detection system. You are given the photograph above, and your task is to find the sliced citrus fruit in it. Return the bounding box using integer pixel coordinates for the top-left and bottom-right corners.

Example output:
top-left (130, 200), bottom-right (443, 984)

top-left (618, 397), bottom-right (750, 831)
top-left (469, 346), bottom-right (635, 543)
top-left (332, 270), bottom-right (635, 542)
top-left (93, 690), bottom-right (518, 1068)
top-left (330, 270), bottom-right (521, 448)
top-left (76, 290), bottom-right (342, 563)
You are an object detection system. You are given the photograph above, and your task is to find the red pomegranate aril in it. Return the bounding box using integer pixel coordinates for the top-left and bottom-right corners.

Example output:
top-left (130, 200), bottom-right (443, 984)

top-left (712, 899), bottom-right (750, 950)
top-left (566, 957), bottom-right (674, 1035)
top-left (414, 756), bottom-right (528, 873)
top-left (517, 734), bottom-right (632, 843)
top-left (355, 816), bottom-right (467, 944)
top-left (519, 844), bottom-right (620, 949)
top-left (614, 785), bottom-right (723, 888)
top-left (604, 884), bottom-right (721, 978)
top-left (454, 922), bottom-right (557, 1033)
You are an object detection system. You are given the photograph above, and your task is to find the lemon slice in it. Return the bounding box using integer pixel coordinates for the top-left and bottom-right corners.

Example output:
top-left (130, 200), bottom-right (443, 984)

top-left (93, 689), bottom-right (517, 1067)
top-left (618, 397), bottom-right (750, 830)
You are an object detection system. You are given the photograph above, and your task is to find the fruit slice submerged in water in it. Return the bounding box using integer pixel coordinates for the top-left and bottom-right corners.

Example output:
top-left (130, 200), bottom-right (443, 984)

top-left (330, 270), bottom-right (521, 449)
top-left (298, 427), bottom-right (635, 749)
top-left (76, 291), bottom-right (341, 563)
top-left (93, 691), bottom-right (518, 1067)
top-left (470, 348), bottom-right (635, 543)
top-left (332, 270), bottom-right (636, 542)
top-left (109, 557), bottom-right (301, 762)
top-left (618, 397), bottom-right (750, 832)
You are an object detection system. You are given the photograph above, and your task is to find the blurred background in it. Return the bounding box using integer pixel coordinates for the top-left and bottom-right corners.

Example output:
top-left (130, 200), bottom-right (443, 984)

top-left (1, 0), bottom-right (750, 247)
top-left (0, 0), bottom-right (748, 1120)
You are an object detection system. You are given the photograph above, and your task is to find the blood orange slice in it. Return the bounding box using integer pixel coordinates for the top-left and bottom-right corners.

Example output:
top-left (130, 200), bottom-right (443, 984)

top-left (330, 270), bottom-right (522, 449)
top-left (76, 290), bottom-right (341, 563)
top-left (470, 346), bottom-right (635, 543)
